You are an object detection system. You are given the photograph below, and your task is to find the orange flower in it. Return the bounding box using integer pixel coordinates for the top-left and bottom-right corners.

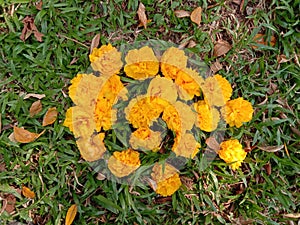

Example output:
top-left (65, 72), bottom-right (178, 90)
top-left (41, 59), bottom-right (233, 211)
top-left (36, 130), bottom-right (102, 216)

top-left (129, 127), bottom-right (162, 152)
top-left (172, 132), bottom-right (200, 158)
top-left (194, 100), bottom-right (220, 132)
top-left (124, 46), bottom-right (159, 79)
top-left (221, 97), bottom-right (254, 128)
top-left (89, 44), bottom-right (123, 75)
top-left (108, 149), bottom-right (141, 178)
top-left (63, 107), bottom-right (74, 132)
top-left (218, 139), bottom-right (247, 170)
top-left (151, 163), bottom-right (182, 196)
top-left (68, 73), bottom-right (84, 102)
top-left (201, 74), bottom-right (232, 107)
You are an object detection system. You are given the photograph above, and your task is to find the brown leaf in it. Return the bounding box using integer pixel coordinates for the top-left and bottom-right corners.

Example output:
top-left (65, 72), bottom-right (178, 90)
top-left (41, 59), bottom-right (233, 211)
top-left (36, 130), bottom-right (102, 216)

top-left (8, 132), bottom-right (17, 143)
top-left (210, 61), bottom-right (222, 73)
top-left (90, 33), bottom-right (101, 54)
top-left (65, 204), bottom-right (77, 225)
top-left (35, 1), bottom-right (43, 10)
top-left (277, 54), bottom-right (289, 64)
top-left (42, 107), bottom-right (58, 126)
top-left (96, 172), bottom-right (106, 181)
top-left (264, 163), bottom-right (271, 175)
top-left (205, 137), bottom-right (220, 151)
top-left (29, 100), bottom-right (42, 117)
top-left (174, 10), bottom-right (190, 18)
top-left (213, 40), bottom-right (231, 57)
top-left (13, 127), bottom-right (43, 143)
top-left (20, 16), bottom-right (44, 42)
top-left (24, 93), bottom-right (46, 99)
top-left (252, 34), bottom-right (276, 49)
top-left (1, 194), bottom-right (16, 214)
top-left (137, 3), bottom-right (147, 28)
top-left (22, 186), bottom-right (35, 199)
top-left (187, 40), bottom-right (197, 48)
top-left (190, 7), bottom-right (202, 25)
top-left (257, 145), bottom-right (284, 152)
top-left (283, 213), bottom-right (300, 219)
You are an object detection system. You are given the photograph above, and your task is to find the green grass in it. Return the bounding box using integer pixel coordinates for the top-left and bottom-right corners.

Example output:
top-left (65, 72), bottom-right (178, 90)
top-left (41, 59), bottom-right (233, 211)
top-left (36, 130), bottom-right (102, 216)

top-left (0, 0), bottom-right (299, 224)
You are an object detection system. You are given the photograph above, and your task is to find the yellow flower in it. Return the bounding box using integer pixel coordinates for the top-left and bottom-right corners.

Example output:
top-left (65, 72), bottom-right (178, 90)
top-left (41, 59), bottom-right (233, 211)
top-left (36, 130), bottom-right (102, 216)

top-left (218, 139), bottom-right (247, 170)
top-left (89, 44), bottom-right (123, 75)
top-left (175, 68), bottom-right (204, 100)
top-left (124, 46), bottom-right (159, 80)
top-left (147, 76), bottom-right (178, 104)
top-left (221, 97), bottom-right (254, 128)
top-left (68, 73), bottom-right (84, 102)
top-left (172, 132), bottom-right (200, 158)
top-left (162, 104), bottom-right (181, 133)
top-left (63, 107), bottom-right (74, 132)
top-left (160, 47), bottom-right (188, 80)
top-left (129, 127), bottom-right (162, 152)
top-left (151, 163), bottom-right (181, 197)
top-left (201, 74), bottom-right (232, 107)
top-left (108, 149), bottom-right (141, 178)
top-left (194, 100), bottom-right (220, 132)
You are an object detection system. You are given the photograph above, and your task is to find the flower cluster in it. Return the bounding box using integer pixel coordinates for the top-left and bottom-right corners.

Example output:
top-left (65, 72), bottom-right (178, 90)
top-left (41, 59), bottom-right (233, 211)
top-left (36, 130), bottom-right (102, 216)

top-left (64, 43), bottom-right (254, 196)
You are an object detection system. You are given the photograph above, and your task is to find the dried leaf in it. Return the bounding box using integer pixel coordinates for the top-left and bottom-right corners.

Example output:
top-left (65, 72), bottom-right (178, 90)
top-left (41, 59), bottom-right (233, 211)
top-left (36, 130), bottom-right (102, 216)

top-left (35, 0), bottom-right (43, 10)
top-left (96, 172), bottom-right (106, 181)
top-left (252, 34), bottom-right (276, 48)
top-left (22, 186), bottom-right (35, 199)
top-left (205, 137), bottom-right (220, 151)
top-left (20, 16), bottom-right (44, 42)
top-left (283, 213), bottom-right (300, 219)
top-left (13, 127), bottom-right (44, 143)
top-left (29, 100), bottom-right (42, 117)
top-left (137, 3), bottom-right (147, 28)
top-left (24, 93), bottom-right (46, 99)
top-left (210, 61), bottom-right (222, 73)
top-left (42, 107), bottom-right (58, 126)
top-left (213, 40), bottom-right (231, 57)
top-left (187, 40), bottom-right (197, 48)
top-left (277, 54), bottom-right (289, 64)
top-left (257, 145), bottom-right (284, 152)
top-left (90, 33), bottom-right (100, 54)
top-left (1, 194), bottom-right (16, 214)
top-left (174, 10), bottom-right (190, 18)
top-left (264, 163), bottom-right (271, 175)
top-left (8, 132), bottom-right (17, 143)
top-left (190, 7), bottom-right (202, 25)
top-left (65, 204), bottom-right (77, 225)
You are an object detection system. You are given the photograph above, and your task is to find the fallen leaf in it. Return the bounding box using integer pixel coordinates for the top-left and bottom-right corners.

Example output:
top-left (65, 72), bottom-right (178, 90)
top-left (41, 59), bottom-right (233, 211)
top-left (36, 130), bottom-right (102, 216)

top-left (13, 126), bottom-right (44, 143)
top-left (190, 7), bottom-right (202, 25)
top-left (205, 137), bottom-right (220, 151)
top-left (24, 93), bottom-right (46, 99)
top-left (96, 172), bottom-right (106, 181)
top-left (65, 204), bottom-right (77, 225)
top-left (22, 186), bottom-right (35, 199)
top-left (90, 33), bottom-right (101, 54)
top-left (174, 10), bottom-right (190, 18)
top-left (210, 61), bottom-right (222, 73)
top-left (29, 100), bottom-right (42, 117)
top-left (137, 2), bottom-right (147, 28)
top-left (8, 132), bottom-right (17, 143)
top-left (213, 40), bottom-right (231, 57)
top-left (257, 145), bottom-right (284, 152)
top-left (277, 54), bottom-right (289, 64)
top-left (35, 0), bottom-right (43, 10)
top-left (1, 194), bottom-right (16, 214)
top-left (252, 34), bottom-right (276, 49)
top-left (42, 107), bottom-right (58, 126)
top-left (20, 16), bottom-right (44, 42)
top-left (264, 163), bottom-right (271, 175)
top-left (187, 40), bottom-right (197, 48)
top-left (283, 213), bottom-right (300, 219)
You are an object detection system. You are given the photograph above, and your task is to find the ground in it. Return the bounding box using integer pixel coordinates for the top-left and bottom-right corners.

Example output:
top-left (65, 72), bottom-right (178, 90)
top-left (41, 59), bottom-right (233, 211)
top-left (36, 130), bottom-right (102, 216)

top-left (0, 0), bottom-right (299, 224)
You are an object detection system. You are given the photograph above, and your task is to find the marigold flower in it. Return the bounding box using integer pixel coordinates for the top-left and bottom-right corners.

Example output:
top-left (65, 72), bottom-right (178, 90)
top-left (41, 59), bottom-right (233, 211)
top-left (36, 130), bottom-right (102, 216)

top-left (162, 104), bottom-right (181, 133)
top-left (218, 139), bottom-right (247, 170)
top-left (201, 74), bottom-right (232, 107)
top-left (161, 47), bottom-right (188, 80)
top-left (194, 100), bottom-right (220, 132)
top-left (63, 107), bottom-right (74, 132)
top-left (151, 163), bottom-right (181, 197)
top-left (175, 68), bottom-right (204, 100)
top-left (89, 44), bottom-right (123, 75)
top-left (108, 149), bottom-right (141, 178)
top-left (129, 127), bottom-right (162, 152)
top-left (221, 97), bottom-right (254, 128)
top-left (172, 132), bottom-right (200, 158)
top-left (68, 73), bottom-right (84, 102)
top-left (124, 46), bottom-right (159, 79)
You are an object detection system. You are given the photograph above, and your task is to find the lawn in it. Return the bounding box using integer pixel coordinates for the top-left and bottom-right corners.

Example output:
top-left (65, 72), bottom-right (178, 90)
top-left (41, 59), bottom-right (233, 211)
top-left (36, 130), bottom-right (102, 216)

top-left (0, 0), bottom-right (299, 224)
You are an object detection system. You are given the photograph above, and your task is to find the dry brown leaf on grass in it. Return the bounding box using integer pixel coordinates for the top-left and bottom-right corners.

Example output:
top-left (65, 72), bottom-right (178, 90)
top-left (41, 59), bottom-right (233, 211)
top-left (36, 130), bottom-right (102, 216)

top-left (23, 93), bottom-right (46, 99)
top-left (190, 7), bottom-right (202, 25)
top-left (213, 40), bottom-right (231, 57)
top-left (90, 33), bottom-right (101, 54)
top-left (210, 61), bottom-right (222, 73)
top-left (257, 145), bottom-right (284, 152)
top-left (20, 16), bottom-right (44, 42)
top-left (252, 34), bottom-right (276, 49)
top-left (137, 2), bottom-right (148, 28)
top-left (65, 204), bottom-right (77, 225)
top-left (35, 0), bottom-right (43, 10)
top-left (42, 107), bottom-right (58, 126)
top-left (29, 100), bottom-right (42, 117)
top-left (205, 137), bottom-right (220, 151)
top-left (13, 126), bottom-right (45, 143)
top-left (174, 10), bottom-right (190, 18)
top-left (0, 194), bottom-right (16, 214)
top-left (22, 186), bottom-right (35, 199)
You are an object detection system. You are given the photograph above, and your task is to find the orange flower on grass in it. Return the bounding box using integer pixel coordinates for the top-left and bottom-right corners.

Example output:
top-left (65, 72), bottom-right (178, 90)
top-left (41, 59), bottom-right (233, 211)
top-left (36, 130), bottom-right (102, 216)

top-left (194, 100), bottom-right (220, 132)
top-left (221, 97), bottom-right (254, 128)
top-left (160, 47), bottom-right (188, 80)
top-left (172, 132), bottom-right (200, 158)
top-left (124, 46), bottom-right (159, 80)
top-left (218, 139), bottom-right (247, 170)
top-left (89, 44), bottom-right (123, 76)
top-left (151, 163), bottom-right (182, 197)
top-left (108, 149), bottom-right (141, 178)
top-left (129, 127), bottom-right (162, 152)
top-left (201, 74), bottom-right (232, 107)
top-left (63, 107), bottom-right (74, 132)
